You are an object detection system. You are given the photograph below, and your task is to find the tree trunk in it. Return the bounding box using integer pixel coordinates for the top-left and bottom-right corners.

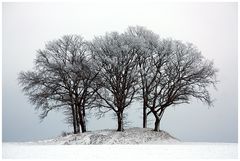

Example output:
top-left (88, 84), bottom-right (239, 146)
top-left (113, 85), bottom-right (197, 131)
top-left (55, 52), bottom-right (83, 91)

top-left (82, 105), bottom-right (87, 132)
top-left (81, 122), bottom-right (86, 132)
top-left (71, 104), bottom-right (77, 134)
top-left (153, 109), bottom-right (165, 131)
top-left (78, 105), bottom-right (86, 133)
top-left (70, 93), bottom-right (79, 133)
top-left (80, 111), bottom-right (86, 133)
top-left (82, 105), bottom-right (86, 117)
top-left (143, 97), bottom-right (147, 128)
top-left (75, 106), bottom-right (80, 133)
top-left (80, 98), bottom-right (87, 133)
top-left (117, 112), bottom-right (124, 131)
top-left (154, 118), bottom-right (160, 131)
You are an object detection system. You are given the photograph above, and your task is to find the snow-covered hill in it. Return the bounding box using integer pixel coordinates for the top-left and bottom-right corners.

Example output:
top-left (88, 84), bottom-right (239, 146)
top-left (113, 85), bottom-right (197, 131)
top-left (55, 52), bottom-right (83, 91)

top-left (3, 128), bottom-right (237, 159)
top-left (31, 127), bottom-right (180, 145)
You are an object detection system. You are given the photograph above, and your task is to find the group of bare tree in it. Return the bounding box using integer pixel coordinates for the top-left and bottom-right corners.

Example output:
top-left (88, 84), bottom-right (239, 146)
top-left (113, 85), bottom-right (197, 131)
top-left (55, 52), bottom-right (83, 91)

top-left (18, 36), bottom-right (98, 133)
top-left (18, 26), bottom-right (217, 133)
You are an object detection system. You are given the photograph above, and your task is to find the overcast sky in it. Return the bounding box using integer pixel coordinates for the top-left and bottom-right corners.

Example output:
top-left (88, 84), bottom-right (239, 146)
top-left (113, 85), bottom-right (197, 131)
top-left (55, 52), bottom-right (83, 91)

top-left (2, 2), bottom-right (237, 142)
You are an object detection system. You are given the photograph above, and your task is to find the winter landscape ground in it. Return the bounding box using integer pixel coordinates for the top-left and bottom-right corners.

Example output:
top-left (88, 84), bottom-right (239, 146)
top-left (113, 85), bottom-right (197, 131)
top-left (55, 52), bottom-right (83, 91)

top-left (2, 128), bottom-right (237, 159)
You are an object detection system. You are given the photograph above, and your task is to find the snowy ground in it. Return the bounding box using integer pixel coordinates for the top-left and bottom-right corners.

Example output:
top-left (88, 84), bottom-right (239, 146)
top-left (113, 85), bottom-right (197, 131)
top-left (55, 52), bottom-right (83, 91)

top-left (25, 127), bottom-right (180, 145)
top-left (2, 128), bottom-right (238, 159)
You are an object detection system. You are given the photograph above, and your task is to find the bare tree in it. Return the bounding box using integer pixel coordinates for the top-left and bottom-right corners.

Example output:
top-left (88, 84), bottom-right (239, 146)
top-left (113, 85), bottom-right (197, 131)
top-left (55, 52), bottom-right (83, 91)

top-left (18, 28), bottom-right (217, 134)
top-left (18, 35), bottom-right (98, 133)
top-left (145, 39), bottom-right (218, 131)
top-left (125, 26), bottom-right (161, 128)
top-left (90, 32), bottom-right (139, 131)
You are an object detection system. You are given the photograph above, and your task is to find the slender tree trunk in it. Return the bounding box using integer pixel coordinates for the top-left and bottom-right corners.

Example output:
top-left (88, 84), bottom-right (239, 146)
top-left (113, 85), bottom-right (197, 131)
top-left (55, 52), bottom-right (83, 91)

top-left (71, 104), bottom-right (77, 134)
top-left (143, 97), bottom-right (147, 128)
top-left (78, 105), bottom-right (86, 133)
top-left (82, 105), bottom-right (86, 117)
top-left (82, 103), bottom-right (87, 132)
top-left (80, 121), bottom-right (86, 133)
top-left (141, 64), bottom-right (148, 128)
top-left (80, 110), bottom-right (86, 133)
top-left (75, 104), bottom-right (80, 133)
top-left (153, 109), bottom-right (165, 131)
top-left (70, 94), bottom-right (79, 133)
top-left (154, 118), bottom-right (160, 131)
top-left (117, 112), bottom-right (124, 131)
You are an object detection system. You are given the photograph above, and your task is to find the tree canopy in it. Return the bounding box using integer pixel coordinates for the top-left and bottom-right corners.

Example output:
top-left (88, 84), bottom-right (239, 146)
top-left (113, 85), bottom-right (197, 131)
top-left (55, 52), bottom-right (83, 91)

top-left (19, 26), bottom-right (218, 133)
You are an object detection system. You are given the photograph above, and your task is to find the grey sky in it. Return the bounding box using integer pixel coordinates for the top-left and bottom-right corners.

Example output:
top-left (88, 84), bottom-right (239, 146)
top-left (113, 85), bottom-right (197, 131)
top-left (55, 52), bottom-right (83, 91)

top-left (2, 2), bottom-right (237, 142)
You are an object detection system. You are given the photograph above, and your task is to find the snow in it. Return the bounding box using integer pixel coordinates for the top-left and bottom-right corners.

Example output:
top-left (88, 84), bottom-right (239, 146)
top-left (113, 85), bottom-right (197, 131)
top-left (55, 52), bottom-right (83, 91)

top-left (2, 128), bottom-right (238, 160)
top-left (31, 127), bottom-right (180, 145)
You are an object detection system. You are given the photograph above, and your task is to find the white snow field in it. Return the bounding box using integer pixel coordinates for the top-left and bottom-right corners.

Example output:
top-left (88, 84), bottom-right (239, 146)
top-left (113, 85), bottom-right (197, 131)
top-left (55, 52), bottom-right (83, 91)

top-left (2, 128), bottom-right (237, 159)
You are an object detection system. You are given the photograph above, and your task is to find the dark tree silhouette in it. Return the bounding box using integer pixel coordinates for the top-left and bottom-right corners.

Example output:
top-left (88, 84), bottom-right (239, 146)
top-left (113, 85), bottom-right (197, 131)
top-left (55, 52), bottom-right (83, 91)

top-left (18, 27), bottom-right (218, 134)
top-left (90, 32), bottom-right (139, 131)
top-left (144, 39), bottom-right (218, 131)
top-left (125, 26), bottom-right (161, 128)
top-left (18, 35), bottom-right (98, 133)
